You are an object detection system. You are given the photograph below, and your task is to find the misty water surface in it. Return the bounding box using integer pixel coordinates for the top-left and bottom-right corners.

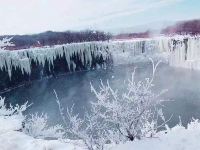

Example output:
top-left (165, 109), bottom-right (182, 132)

top-left (2, 62), bottom-right (200, 128)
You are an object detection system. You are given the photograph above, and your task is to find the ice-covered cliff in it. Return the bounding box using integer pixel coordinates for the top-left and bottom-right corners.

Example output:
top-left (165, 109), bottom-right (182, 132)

top-left (0, 35), bottom-right (200, 80)
top-left (110, 35), bottom-right (200, 69)
top-left (0, 42), bottom-right (111, 79)
top-left (168, 36), bottom-right (200, 70)
top-left (0, 38), bottom-right (171, 78)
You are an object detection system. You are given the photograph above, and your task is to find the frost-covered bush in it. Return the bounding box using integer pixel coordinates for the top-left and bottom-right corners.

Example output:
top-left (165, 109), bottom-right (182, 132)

top-left (23, 113), bottom-right (65, 139)
top-left (55, 91), bottom-right (107, 150)
top-left (0, 96), bottom-right (29, 116)
top-left (90, 59), bottom-right (169, 142)
top-left (0, 95), bottom-right (64, 139)
top-left (55, 59), bottom-right (170, 150)
top-left (0, 96), bottom-right (30, 132)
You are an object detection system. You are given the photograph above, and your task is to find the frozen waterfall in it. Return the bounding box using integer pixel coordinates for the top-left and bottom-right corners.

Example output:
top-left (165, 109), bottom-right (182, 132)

top-left (0, 42), bottom-right (111, 79)
top-left (168, 36), bottom-right (200, 70)
top-left (0, 35), bottom-right (200, 80)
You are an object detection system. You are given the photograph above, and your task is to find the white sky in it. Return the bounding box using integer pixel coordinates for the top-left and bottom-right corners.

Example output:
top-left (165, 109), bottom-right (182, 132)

top-left (0, 0), bottom-right (199, 35)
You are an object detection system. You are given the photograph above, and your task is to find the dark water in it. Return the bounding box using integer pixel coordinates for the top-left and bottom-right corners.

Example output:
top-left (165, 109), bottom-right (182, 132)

top-left (2, 62), bottom-right (200, 127)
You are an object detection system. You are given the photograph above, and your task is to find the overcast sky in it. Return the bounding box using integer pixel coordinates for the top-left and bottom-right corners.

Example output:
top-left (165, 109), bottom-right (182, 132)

top-left (0, 0), bottom-right (200, 35)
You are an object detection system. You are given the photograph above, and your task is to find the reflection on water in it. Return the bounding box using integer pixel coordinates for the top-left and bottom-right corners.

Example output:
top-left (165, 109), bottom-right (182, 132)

top-left (2, 62), bottom-right (200, 127)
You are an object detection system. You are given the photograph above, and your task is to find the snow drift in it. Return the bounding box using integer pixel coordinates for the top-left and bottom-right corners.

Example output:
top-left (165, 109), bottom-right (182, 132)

top-left (1, 112), bottom-right (200, 150)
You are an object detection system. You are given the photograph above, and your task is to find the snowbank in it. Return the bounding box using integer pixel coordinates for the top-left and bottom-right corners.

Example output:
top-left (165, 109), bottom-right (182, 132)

top-left (113, 120), bottom-right (200, 150)
top-left (1, 113), bottom-right (200, 150)
top-left (0, 115), bottom-right (24, 133)
top-left (0, 115), bottom-right (83, 150)
top-left (0, 130), bottom-right (83, 150)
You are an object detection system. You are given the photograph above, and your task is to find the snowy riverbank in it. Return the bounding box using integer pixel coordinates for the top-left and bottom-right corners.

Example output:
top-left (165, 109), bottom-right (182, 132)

top-left (0, 114), bottom-right (83, 150)
top-left (114, 120), bottom-right (200, 150)
top-left (1, 113), bottom-right (200, 150)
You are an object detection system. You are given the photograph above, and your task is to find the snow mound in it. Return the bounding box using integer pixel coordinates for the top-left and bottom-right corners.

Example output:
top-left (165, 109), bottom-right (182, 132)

top-left (0, 130), bottom-right (82, 150)
top-left (0, 115), bottom-right (24, 133)
top-left (1, 111), bottom-right (200, 150)
top-left (113, 120), bottom-right (200, 150)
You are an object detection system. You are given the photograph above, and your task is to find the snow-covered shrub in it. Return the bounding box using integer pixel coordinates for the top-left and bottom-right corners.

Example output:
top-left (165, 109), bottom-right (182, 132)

top-left (23, 113), bottom-right (65, 139)
top-left (55, 91), bottom-right (108, 150)
top-left (0, 96), bottom-right (29, 116)
top-left (97, 59), bottom-right (169, 141)
top-left (55, 59), bottom-right (170, 150)
top-left (0, 96), bottom-right (30, 132)
top-left (111, 119), bottom-right (200, 150)
top-left (90, 59), bottom-right (169, 142)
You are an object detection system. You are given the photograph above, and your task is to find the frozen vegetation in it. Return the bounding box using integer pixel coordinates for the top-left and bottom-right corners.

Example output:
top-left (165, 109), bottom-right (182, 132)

top-left (0, 38), bottom-right (14, 50)
top-left (1, 102), bottom-right (200, 150)
top-left (2, 112), bottom-right (200, 150)
top-left (22, 113), bottom-right (65, 139)
top-left (51, 59), bottom-right (169, 150)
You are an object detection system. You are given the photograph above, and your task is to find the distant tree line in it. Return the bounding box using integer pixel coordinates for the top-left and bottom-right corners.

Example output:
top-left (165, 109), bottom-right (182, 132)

top-left (114, 19), bottom-right (200, 40)
top-left (0, 30), bottom-right (112, 50)
top-left (114, 31), bottom-right (150, 40)
top-left (161, 19), bottom-right (200, 35)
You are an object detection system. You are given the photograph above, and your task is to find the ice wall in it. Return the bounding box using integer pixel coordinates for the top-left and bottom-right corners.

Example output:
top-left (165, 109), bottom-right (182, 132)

top-left (0, 36), bottom-right (199, 80)
top-left (0, 42), bottom-right (111, 79)
top-left (108, 37), bottom-right (171, 65)
top-left (168, 36), bottom-right (200, 70)
top-left (0, 38), bottom-right (172, 79)
top-left (110, 36), bottom-right (200, 70)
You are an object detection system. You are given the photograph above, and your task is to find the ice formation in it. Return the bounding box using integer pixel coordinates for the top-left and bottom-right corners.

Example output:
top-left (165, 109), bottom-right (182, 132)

top-left (0, 35), bottom-right (200, 79)
top-left (0, 42), bottom-right (112, 78)
top-left (168, 35), bottom-right (200, 70)
top-left (108, 35), bottom-right (200, 69)
top-left (0, 37), bottom-right (14, 50)
top-left (109, 37), bottom-right (170, 65)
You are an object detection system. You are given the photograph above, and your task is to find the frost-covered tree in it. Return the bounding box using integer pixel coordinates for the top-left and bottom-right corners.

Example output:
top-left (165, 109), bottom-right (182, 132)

top-left (90, 59), bottom-right (170, 142)
top-left (23, 113), bottom-right (65, 139)
top-left (55, 59), bottom-right (170, 150)
top-left (0, 37), bottom-right (14, 50)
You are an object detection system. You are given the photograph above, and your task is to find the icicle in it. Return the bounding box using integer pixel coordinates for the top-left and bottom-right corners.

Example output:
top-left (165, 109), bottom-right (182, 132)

top-left (1, 36), bottom-right (200, 78)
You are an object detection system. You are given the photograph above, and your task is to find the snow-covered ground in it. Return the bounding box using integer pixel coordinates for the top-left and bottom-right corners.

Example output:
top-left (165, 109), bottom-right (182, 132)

top-left (0, 115), bottom-right (83, 150)
top-left (0, 130), bottom-right (76, 150)
top-left (1, 113), bottom-right (200, 150)
top-left (114, 120), bottom-right (200, 150)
